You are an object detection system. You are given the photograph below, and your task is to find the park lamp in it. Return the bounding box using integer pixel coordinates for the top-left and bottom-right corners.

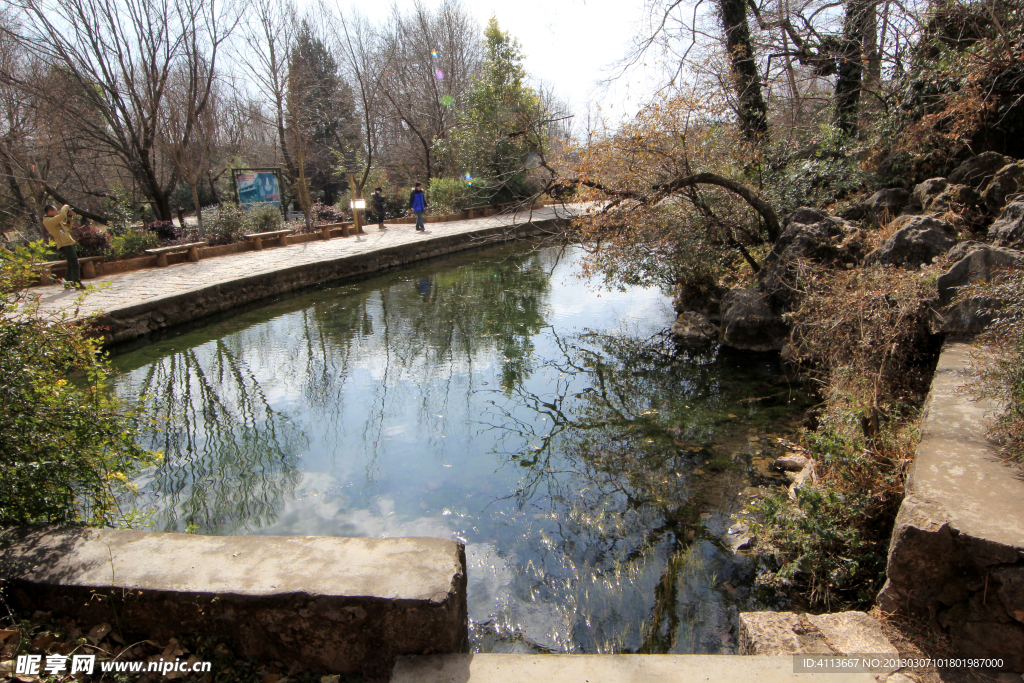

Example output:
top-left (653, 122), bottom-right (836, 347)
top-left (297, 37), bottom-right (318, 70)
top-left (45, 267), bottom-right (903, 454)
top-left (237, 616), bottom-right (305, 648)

top-left (350, 199), bottom-right (366, 210)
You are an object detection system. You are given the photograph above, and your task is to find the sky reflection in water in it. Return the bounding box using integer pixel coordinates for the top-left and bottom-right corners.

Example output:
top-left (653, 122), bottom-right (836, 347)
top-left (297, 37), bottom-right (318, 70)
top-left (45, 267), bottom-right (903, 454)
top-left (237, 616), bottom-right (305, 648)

top-left (110, 242), bottom-right (809, 655)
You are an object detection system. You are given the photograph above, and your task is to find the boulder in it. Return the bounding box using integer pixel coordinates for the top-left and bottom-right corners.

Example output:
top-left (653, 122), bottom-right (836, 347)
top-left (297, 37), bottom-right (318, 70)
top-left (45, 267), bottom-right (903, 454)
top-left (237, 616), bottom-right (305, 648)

top-left (719, 288), bottom-right (789, 352)
top-left (948, 151), bottom-right (1009, 188)
top-left (911, 177), bottom-right (948, 212)
top-left (782, 207), bottom-right (829, 229)
top-left (989, 201), bottom-right (1024, 248)
top-left (773, 453), bottom-right (810, 472)
top-left (937, 243), bottom-right (1024, 305)
top-left (982, 163), bottom-right (1024, 214)
top-left (760, 212), bottom-right (862, 308)
top-left (931, 243), bottom-right (1024, 335)
top-left (864, 188), bottom-right (911, 225)
top-left (865, 215), bottom-right (958, 268)
top-left (669, 311), bottom-right (719, 342)
top-left (928, 183), bottom-right (982, 213)
top-left (738, 611), bottom-right (899, 658)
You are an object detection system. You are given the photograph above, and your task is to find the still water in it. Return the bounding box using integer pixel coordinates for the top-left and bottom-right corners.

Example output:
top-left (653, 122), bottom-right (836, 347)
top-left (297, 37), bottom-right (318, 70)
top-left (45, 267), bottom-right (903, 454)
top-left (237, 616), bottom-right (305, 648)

top-left (110, 241), bottom-right (809, 655)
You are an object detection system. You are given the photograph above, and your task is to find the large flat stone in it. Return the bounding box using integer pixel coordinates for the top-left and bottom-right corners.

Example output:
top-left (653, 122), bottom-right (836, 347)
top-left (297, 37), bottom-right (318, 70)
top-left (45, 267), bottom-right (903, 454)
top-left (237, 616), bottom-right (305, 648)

top-left (391, 654), bottom-right (883, 682)
top-left (738, 611), bottom-right (898, 658)
top-left (878, 342), bottom-right (1024, 672)
top-left (0, 527), bottom-right (468, 678)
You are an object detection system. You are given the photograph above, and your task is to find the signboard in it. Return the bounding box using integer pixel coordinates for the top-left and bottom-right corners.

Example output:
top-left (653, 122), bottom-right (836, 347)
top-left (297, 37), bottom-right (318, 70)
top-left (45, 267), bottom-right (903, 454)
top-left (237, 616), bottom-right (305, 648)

top-left (232, 169), bottom-right (282, 209)
top-left (343, 151), bottom-right (359, 174)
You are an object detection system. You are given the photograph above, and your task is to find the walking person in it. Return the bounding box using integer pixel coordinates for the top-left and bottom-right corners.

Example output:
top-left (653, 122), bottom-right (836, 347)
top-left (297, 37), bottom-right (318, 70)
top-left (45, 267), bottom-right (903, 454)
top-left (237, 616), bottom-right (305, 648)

top-left (43, 204), bottom-right (81, 289)
top-left (408, 182), bottom-right (427, 231)
top-left (372, 187), bottom-right (387, 230)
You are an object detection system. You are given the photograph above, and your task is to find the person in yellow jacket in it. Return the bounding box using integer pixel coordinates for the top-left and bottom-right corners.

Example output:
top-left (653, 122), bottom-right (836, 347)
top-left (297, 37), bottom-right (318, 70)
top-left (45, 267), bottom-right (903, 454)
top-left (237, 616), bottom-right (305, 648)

top-left (42, 204), bottom-right (81, 288)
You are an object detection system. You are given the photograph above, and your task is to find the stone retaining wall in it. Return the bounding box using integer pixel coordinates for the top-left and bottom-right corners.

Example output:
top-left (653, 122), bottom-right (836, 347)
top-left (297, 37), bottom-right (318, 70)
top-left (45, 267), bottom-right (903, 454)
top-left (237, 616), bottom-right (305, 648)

top-left (92, 221), bottom-right (554, 346)
top-left (0, 527), bottom-right (468, 678)
top-left (878, 341), bottom-right (1024, 672)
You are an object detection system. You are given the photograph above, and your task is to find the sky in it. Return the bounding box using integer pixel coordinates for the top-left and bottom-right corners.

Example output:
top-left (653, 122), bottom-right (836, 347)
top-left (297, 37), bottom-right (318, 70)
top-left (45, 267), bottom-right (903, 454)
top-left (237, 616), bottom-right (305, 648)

top-left (394, 0), bottom-right (662, 131)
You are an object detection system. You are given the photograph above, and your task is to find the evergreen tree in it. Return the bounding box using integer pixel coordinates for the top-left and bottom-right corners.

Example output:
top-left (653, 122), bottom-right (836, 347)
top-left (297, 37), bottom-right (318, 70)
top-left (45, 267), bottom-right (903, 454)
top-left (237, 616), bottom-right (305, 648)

top-left (445, 17), bottom-right (546, 204)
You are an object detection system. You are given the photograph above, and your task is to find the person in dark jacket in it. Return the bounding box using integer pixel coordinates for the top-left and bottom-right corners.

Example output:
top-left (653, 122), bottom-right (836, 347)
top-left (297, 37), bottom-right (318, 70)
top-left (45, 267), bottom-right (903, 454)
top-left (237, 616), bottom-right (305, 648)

top-left (408, 183), bottom-right (427, 231)
top-left (372, 187), bottom-right (387, 230)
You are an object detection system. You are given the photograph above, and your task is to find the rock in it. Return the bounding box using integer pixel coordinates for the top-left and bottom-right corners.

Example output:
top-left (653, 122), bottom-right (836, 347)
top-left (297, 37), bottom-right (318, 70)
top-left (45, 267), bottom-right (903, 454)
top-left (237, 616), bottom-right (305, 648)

top-left (877, 151), bottom-right (914, 188)
top-left (760, 213), bottom-right (858, 309)
top-left (725, 521), bottom-right (755, 553)
top-left (937, 243), bottom-right (1024, 305)
top-left (928, 183), bottom-right (982, 212)
top-left (989, 201), bottom-right (1024, 248)
top-left (773, 453), bottom-right (809, 472)
top-left (911, 177), bottom-right (948, 211)
top-left (865, 215), bottom-right (958, 268)
top-left (787, 460), bottom-right (816, 500)
top-left (982, 163), bottom-right (1024, 213)
top-left (864, 188), bottom-right (911, 226)
top-left (948, 151), bottom-right (1009, 188)
top-left (719, 288), bottom-right (789, 352)
top-left (670, 311), bottom-right (718, 342)
top-left (782, 207), bottom-right (829, 229)
top-left (738, 611), bottom-right (898, 658)
top-left (932, 243), bottom-right (1023, 335)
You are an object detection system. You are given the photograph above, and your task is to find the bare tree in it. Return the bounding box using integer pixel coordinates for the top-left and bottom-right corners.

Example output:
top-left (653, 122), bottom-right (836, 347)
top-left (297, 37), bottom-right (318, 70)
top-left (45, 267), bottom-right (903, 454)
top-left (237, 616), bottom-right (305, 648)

top-left (8, 0), bottom-right (237, 221)
top-left (379, 0), bottom-right (481, 180)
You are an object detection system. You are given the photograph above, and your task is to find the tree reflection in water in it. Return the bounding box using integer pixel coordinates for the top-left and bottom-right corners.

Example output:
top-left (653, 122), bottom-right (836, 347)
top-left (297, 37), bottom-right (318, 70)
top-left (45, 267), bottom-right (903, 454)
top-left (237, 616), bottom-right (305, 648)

top-left (111, 243), bottom-right (809, 655)
top-left (480, 331), bottom-right (808, 653)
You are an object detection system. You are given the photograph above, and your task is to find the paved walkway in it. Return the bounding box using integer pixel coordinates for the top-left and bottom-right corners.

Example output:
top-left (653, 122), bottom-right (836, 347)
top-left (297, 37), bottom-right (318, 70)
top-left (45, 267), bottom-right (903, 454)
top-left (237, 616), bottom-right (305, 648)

top-left (32, 205), bottom-right (577, 321)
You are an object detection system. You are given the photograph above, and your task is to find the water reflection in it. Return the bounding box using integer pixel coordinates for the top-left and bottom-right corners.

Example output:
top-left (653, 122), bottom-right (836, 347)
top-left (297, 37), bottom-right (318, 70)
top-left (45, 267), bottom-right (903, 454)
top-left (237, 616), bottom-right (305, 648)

top-left (111, 242), bottom-right (808, 654)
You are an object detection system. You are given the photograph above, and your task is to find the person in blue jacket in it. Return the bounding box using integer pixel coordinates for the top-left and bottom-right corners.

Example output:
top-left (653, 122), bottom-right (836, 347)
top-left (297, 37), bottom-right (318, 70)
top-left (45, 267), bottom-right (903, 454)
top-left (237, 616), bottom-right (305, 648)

top-left (408, 183), bottom-right (427, 231)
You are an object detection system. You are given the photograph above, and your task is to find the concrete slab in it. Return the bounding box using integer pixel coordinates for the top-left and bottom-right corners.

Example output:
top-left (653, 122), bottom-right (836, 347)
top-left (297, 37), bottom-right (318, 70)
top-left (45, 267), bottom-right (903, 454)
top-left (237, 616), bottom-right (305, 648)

top-left (390, 654), bottom-right (884, 683)
top-left (739, 611), bottom-right (898, 659)
top-left (878, 342), bottom-right (1024, 671)
top-left (0, 527), bottom-right (468, 678)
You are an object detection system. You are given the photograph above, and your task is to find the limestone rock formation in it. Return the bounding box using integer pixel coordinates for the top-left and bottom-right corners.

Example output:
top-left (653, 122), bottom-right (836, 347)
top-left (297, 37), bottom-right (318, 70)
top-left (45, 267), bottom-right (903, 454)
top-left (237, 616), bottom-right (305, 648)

top-left (719, 288), bottom-right (789, 352)
top-left (989, 201), bottom-right (1024, 248)
top-left (865, 215), bottom-right (958, 268)
top-left (911, 177), bottom-right (948, 212)
top-left (982, 163), bottom-right (1024, 213)
top-left (948, 151), bottom-right (1009, 188)
top-left (864, 188), bottom-right (911, 225)
top-left (928, 183), bottom-right (982, 213)
top-left (931, 242), bottom-right (1024, 335)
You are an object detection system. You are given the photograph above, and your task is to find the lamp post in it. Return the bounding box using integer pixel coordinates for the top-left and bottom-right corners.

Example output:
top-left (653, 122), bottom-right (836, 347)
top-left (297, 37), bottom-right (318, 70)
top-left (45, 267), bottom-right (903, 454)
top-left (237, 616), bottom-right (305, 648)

top-left (350, 198), bottom-right (366, 235)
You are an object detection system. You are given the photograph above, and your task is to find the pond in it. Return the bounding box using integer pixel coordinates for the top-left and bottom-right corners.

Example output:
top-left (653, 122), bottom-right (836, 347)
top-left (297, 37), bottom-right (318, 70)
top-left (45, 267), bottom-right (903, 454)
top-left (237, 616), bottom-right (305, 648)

top-left (109, 240), bottom-right (811, 655)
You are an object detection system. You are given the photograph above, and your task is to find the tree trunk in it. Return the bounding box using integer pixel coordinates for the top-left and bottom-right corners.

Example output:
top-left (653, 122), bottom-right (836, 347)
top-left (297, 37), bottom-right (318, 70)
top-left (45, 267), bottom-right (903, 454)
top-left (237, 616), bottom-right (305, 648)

top-left (835, 0), bottom-right (871, 136)
top-left (191, 182), bottom-right (204, 236)
top-left (718, 0), bottom-right (769, 142)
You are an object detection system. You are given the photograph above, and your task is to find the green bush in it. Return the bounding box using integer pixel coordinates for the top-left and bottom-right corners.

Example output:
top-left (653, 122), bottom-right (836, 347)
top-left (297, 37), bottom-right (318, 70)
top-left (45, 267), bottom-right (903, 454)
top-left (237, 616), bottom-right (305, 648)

top-left (428, 177), bottom-right (478, 214)
top-left (0, 243), bottom-right (157, 526)
top-left (201, 203), bottom-right (247, 246)
top-left (106, 228), bottom-right (160, 260)
top-left (245, 203), bottom-right (283, 233)
top-left (102, 187), bottom-right (142, 238)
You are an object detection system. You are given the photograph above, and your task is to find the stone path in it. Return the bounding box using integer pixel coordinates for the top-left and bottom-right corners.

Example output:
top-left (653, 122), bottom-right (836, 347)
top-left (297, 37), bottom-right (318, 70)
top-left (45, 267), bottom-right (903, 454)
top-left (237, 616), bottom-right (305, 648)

top-left (31, 205), bottom-right (577, 322)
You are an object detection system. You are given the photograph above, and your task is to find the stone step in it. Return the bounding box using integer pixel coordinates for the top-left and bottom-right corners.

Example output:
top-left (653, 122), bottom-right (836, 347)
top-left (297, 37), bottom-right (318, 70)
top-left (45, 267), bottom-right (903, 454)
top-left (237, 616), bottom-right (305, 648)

top-left (0, 527), bottom-right (468, 679)
top-left (391, 654), bottom-right (893, 682)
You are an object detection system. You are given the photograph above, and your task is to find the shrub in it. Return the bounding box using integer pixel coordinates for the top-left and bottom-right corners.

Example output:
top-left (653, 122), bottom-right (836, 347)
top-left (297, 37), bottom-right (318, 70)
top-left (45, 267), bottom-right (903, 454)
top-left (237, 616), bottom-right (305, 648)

top-left (145, 220), bottom-right (181, 242)
top-left (200, 203), bottom-right (247, 246)
top-left (245, 203), bottom-right (283, 233)
top-left (750, 411), bottom-right (918, 609)
top-left (0, 243), bottom-right (158, 526)
top-left (103, 188), bottom-right (141, 238)
top-left (71, 223), bottom-right (110, 257)
top-left (428, 176), bottom-right (477, 214)
top-left (312, 201), bottom-right (347, 223)
top-left (106, 227), bottom-right (160, 260)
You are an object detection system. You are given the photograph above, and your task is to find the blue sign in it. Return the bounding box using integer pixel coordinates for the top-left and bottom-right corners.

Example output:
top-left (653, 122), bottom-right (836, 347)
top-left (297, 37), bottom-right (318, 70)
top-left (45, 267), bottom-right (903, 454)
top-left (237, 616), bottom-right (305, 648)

top-left (236, 171), bottom-right (281, 208)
